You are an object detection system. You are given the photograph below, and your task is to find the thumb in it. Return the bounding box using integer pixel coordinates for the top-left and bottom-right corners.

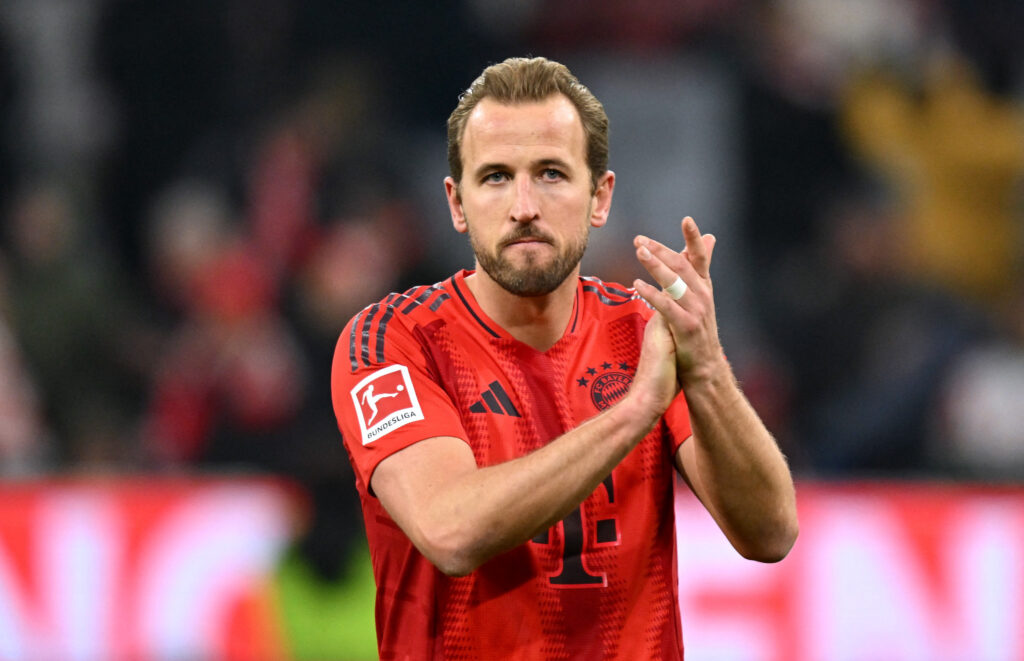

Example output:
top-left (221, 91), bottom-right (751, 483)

top-left (641, 312), bottom-right (673, 355)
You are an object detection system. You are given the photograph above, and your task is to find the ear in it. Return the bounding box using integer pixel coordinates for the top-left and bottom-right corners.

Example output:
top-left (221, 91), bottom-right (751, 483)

top-left (589, 170), bottom-right (615, 228)
top-left (444, 176), bottom-right (468, 234)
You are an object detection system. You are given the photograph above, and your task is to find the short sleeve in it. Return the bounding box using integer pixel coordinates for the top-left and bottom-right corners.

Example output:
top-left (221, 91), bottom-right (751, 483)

top-left (331, 308), bottom-right (468, 493)
top-left (662, 391), bottom-right (692, 455)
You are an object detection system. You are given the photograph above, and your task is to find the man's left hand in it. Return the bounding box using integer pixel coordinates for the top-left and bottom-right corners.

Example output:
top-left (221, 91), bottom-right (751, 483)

top-left (632, 216), bottom-right (725, 387)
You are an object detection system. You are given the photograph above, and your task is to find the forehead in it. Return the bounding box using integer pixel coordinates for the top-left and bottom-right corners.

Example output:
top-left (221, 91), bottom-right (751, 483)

top-left (461, 94), bottom-right (586, 166)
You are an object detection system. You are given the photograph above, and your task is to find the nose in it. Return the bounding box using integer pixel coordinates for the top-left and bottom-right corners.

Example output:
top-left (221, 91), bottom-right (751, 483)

top-left (509, 176), bottom-right (540, 223)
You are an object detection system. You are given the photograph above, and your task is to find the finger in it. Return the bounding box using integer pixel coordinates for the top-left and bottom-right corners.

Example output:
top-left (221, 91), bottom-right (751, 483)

top-left (635, 234), bottom-right (697, 276)
top-left (681, 217), bottom-right (714, 278)
top-left (642, 312), bottom-right (677, 361)
top-left (635, 240), bottom-right (687, 294)
top-left (632, 278), bottom-right (692, 326)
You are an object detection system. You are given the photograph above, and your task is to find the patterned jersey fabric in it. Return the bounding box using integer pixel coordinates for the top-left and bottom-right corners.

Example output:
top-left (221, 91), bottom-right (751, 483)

top-left (332, 269), bottom-right (692, 660)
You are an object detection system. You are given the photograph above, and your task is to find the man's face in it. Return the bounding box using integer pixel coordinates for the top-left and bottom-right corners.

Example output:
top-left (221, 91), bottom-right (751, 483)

top-left (444, 95), bottom-right (614, 296)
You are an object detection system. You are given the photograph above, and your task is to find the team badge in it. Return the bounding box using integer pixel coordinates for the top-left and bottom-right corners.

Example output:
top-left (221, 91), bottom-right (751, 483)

top-left (576, 361), bottom-right (634, 411)
top-left (351, 364), bottom-right (424, 444)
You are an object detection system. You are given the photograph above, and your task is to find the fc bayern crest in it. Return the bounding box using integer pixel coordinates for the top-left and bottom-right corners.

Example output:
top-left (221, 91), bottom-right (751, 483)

top-left (576, 361), bottom-right (634, 411)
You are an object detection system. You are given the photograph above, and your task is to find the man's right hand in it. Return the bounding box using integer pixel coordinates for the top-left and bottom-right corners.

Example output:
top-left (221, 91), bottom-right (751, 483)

top-left (624, 312), bottom-right (680, 432)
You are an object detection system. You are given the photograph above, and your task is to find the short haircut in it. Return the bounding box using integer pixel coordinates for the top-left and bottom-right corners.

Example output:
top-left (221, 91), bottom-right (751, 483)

top-left (446, 57), bottom-right (609, 191)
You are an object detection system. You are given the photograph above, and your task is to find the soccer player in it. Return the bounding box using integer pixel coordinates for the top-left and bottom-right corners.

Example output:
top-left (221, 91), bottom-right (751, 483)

top-left (331, 56), bottom-right (798, 660)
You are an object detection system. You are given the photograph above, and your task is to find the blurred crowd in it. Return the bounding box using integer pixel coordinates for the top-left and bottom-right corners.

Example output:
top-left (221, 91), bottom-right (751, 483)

top-left (0, 0), bottom-right (1022, 579)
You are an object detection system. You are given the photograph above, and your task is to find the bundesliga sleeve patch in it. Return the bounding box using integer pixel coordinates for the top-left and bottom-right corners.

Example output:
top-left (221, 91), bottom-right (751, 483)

top-left (350, 364), bottom-right (425, 445)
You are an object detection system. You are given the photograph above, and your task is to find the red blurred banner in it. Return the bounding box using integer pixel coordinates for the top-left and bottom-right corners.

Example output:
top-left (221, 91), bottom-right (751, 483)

top-left (676, 482), bottom-right (1024, 661)
top-left (0, 476), bottom-right (301, 661)
top-left (0, 478), bottom-right (1020, 660)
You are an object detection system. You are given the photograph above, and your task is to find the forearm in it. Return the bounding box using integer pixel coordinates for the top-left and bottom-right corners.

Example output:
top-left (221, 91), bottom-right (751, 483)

top-left (680, 358), bottom-right (798, 562)
top-left (372, 313), bottom-right (679, 576)
top-left (394, 393), bottom-right (661, 575)
top-left (631, 218), bottom-right (797, 561)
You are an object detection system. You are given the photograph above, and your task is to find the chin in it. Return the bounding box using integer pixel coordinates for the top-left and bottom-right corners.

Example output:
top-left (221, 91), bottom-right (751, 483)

top-left (494, 264), bottom-right (572, 297)
top-left (474, 235), bottom-right (586, 297)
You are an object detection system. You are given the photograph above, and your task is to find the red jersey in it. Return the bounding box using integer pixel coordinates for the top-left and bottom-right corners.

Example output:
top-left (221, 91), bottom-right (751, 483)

top-left (332, 270), bottom-right (692, 660)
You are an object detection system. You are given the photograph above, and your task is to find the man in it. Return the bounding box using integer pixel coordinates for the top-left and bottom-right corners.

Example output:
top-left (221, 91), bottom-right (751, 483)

top-left (331, 56), bottom-right (798, 660)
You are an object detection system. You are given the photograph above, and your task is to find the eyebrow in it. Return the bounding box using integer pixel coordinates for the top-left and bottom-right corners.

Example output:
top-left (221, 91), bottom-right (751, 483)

top-left (472, 158), bottom-right (573, 180)
top-left (537, 158), bottom-right (572, 171)
top-left (473, 162), bottom-right (509, 180)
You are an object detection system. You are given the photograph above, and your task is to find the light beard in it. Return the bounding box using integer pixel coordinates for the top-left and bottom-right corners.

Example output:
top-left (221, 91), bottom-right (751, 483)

top-left (468, 222), bottom-right (589, 297)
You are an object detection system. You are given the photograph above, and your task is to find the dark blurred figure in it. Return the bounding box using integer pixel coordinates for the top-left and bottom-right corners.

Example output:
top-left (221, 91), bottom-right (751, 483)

top-left (95, 0), bottom-right (506, 285)
top-left (945, 0), bottom-right (1024, 97)
top-left (0, 250), bottom-right (51, 474)
top-left (771, 182), bottom-right (986, 474)
top-left (0, 27), bottom-right (16, 207)
top-left (287, 0), bottom-right (510, 128)
top-left (139, 179), bottom-right (302, 471)
top-left (520, 0), bottom-right (736, 53)
top-left (931, 279), bottom-right (1024, 480)
top-left (139, 179), bottom-right (359, 583)
top-left (96, 1), bottom-right (237, 279)
top-left (138, 57), bottom-right (428, 579)
top-left (730, 2), bottom-right (860, 330)
top-left (3, 182), bottom-right (149, 468)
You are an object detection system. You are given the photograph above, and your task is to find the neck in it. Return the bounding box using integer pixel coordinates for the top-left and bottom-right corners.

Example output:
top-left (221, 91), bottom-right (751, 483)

top-left (464, 267), bottom-right (578, 352)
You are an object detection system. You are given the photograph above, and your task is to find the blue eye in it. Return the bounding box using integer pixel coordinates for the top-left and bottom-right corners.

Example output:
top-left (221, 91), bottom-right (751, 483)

top-left (542, 169), bottom-right (565, 181)
top-left (483, 171), bottom-right (508, 184)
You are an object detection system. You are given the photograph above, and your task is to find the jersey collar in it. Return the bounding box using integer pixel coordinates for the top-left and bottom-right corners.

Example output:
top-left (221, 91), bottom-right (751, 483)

top-left (448, 269), bottom-right (582, 347)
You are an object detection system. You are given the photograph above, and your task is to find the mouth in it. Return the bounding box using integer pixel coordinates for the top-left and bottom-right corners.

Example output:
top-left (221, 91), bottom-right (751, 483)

top-left (501, 233), bottom-right (552, 249)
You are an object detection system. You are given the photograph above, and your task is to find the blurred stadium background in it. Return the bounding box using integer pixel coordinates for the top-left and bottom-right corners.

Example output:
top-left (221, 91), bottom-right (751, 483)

top-left (0, 1), bottom-right (1022, 659)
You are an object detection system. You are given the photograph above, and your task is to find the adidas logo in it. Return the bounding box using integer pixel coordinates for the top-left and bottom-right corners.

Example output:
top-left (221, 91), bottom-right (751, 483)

top-left (469, 381), bottom-right (521, 417)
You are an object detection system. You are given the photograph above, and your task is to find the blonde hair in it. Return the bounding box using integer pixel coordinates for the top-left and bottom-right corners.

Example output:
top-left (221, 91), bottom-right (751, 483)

top-left (446, 57), bottom-right (609, 190)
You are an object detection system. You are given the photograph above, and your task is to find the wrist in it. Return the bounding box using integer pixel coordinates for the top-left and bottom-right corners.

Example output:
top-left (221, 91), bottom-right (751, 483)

top-left (617, 386), bottom-right (668, 436)
top-left (679, 354), bottom-right (734, 398)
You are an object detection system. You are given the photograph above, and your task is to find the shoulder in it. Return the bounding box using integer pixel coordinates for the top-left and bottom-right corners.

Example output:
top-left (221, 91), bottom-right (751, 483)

top-left (578, 276), bottom-right (652, 318)
top-left (337, 279), bottom-right (456, 373)
top-left (343, 279), bottom-right (455, 335)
